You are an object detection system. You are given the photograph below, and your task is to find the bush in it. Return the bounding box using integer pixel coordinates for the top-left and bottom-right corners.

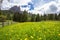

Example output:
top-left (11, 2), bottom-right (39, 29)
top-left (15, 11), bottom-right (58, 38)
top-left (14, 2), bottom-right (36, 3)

top-left (0, 15), bottom-right (6, 22)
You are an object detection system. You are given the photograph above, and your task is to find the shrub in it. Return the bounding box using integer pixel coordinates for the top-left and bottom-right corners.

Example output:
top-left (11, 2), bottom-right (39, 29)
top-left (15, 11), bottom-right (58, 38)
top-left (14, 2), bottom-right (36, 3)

top-left (0, 15), bottom-right (6, 22)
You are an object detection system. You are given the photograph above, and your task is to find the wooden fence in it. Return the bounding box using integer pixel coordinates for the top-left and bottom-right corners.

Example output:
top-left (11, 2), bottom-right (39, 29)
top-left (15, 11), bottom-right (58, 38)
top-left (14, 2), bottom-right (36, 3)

top-left (0, 21), bottom-right (15, 27)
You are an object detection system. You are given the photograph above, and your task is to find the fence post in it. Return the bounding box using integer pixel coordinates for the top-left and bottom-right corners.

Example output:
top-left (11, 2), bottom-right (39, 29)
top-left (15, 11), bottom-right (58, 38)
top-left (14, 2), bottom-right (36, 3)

top-left (2, 21), bottom-right (4, 27)
top-left (7, 21), bottom-right (9, 25)
top-left (11, 21), bottom-right (12, 24)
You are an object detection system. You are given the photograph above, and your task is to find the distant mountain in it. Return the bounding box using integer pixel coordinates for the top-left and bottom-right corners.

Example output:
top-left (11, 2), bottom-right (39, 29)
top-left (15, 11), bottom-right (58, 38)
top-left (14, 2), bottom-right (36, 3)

top-left (9, 6), bottom-right (22, 13)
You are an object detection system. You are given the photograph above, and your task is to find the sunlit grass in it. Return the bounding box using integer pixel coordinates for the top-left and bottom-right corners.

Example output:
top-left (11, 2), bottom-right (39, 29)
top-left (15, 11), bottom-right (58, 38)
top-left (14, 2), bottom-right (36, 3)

top-left (0, 21), bottom-right (60, 40)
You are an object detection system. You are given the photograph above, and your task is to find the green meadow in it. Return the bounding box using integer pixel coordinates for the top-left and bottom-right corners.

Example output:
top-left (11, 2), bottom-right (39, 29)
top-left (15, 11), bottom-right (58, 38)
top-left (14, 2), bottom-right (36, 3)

top-left (0, 21), bottom-right (60, 40)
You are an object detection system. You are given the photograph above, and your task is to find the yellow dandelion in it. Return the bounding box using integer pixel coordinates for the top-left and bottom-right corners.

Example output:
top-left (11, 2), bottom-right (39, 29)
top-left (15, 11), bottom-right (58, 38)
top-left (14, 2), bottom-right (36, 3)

top-left (39, 37), bottom-right (42, 40)
top-left (58, 34), bottom-right (60, 36)
top-left (20, 39), bottom-right (22, 40)
top-left (11, 30), bottom-right (13, 32)
top-left (39, 30), bottom-right (40, 32)
top-left (10, 38), bottom-right (12, 40)
top-left (24, 38), bottom-right (28, 40)
top-left (30, 36), bottom-right (34, 39)
top-left (32, 28), bottom-right (34, 30)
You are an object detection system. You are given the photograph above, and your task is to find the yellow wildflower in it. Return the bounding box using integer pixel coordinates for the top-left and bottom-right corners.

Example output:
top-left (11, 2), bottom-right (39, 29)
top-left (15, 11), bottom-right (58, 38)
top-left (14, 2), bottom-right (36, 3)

top-left (58, 34), bottom-right (60, 36)
top-left (24, 38), bottom-right (28, 40)
top-left (10, 39), bottom-right (12, 40)
top-left (30, 36), bottom-right (34, 38)
top-left (11, 30), bottom-right (13, 32)
top-left (39, 37), bottom-right (42, 40)
top-left (39, 30), bottom-right (40, 32)
top-left (20, 39), bottom-right (22, 40)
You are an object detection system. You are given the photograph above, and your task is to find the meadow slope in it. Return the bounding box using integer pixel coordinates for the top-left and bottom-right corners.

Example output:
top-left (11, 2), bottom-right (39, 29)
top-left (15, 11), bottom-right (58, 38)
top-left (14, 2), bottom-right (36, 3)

top-left (0, 21), bottom-right (60, 40)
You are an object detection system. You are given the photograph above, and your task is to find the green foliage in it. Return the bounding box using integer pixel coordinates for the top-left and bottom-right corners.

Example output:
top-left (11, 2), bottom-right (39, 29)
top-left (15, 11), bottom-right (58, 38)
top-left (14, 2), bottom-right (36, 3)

top-left (22, 10), bottom-right (28, 22)
top-left (43, 14), bottom-right (48, 21)
top-left (13, 10), bottom-right (28, 22)
top-left (0, 10), bottom-right (60, 22)
top-left (13, 12), bottom-right (21, 22)
top-left (0, 21), bottom-right (60, 40)
top-left (7, 13), bottom-right (11, 20)
top-left (55, 14), bottom-right (58, 20)
top-left (58, 13), bottom-right (60, 20)
top-left (35, 14), bottom-right (41, 22)
top-left (0, 10), bottom-right (14, 21)
top-left (31, 14), bottom-right (36, 22)
top-left (0, 15), bottom-right (6, 22)
top-left (0, 11), bottom-right (1, 15)
top-left (48, 14), bottom-right (54, 20)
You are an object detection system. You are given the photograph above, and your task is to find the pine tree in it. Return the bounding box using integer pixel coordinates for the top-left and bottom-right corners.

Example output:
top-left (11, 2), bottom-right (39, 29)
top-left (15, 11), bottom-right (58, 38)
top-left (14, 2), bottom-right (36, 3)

top-left (22, 10), bottom-right (28, 22)
top-left (13, 12), bottom-right (20, 22)
top-left (58, 13), bottom-right (60, 20)
top-left (48, 14), bottom-right (54, 20)
top-left (55, 14), bottom-right (58, 20)
top-left (31, 14), bottom-right (36, 22)
top-left (7, 13), bottom-right (11, 20)
top-left (19, 13), bottom-right (23, 22)
top-left (35, 14), bottom-right (41, 22)
top-left (43, 14), bottom-right (47, 21)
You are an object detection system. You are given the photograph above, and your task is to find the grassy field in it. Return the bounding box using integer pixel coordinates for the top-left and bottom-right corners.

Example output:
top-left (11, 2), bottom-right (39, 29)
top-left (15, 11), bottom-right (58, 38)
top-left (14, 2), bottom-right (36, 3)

top-left (0, 21), bottom-right (60, 40)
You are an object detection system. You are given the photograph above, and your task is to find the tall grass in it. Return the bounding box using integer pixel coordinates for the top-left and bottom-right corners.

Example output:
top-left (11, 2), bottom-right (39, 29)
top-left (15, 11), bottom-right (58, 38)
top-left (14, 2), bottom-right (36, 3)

top-left (0, 21), bottom-right (60, 40)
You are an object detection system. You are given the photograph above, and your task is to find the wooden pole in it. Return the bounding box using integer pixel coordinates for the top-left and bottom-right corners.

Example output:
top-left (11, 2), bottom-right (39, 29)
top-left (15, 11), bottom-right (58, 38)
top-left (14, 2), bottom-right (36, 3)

top-left (2, 21), bottom-right (4, 27)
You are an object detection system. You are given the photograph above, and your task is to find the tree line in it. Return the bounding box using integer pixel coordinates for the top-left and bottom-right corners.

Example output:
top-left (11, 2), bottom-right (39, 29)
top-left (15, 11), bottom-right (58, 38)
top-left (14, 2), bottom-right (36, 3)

top-left (0, 10), bottom-right (13, 22)
top-left (13, 10), bottom-right (60, 22)
top-left (0, 10), bottom-right (60, 22)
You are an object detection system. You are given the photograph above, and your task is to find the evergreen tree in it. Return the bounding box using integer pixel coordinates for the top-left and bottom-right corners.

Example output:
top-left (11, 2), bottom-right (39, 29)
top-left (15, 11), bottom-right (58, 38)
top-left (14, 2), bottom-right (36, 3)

top-left (22, 10), bottom-right (28, 22)
top-left (0, 10), bottom-right (1, 15)
top-left (13, 12), bottom-right (20, 22)
top-left (58, 13), bottom-right (60, 20)
top-left (35, 14), bottom-right (41, 22)
top-left (48, 14), bottom-right (54, 20)
top-left (19, 13), bottom-right (23, 22)
top-left (31, 14), bottom-right (36, 22)
top-left (43, 14), bottom-right (47, 21)
top-left (7, 13), bottom-right (11, 20)
top-left (55, 14), bottom-right (58, 20)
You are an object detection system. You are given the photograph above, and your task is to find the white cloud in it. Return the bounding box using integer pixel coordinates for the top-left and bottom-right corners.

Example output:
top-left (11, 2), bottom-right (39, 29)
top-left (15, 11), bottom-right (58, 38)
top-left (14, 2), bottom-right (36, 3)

top-left (30, 1), bottom-right (60, 14)
top-left (1, 0), bottom-right (31, 10)
top-left (9, 0), bottom-right (31, 5)
top-left (1, 0), bottom-right (10, 10)
top-left (21, 7), bottom-right (29, 11)
top-left (1, 0), bottom-right (60, 14)
top-left (28, 1), bottom-right (56, 14)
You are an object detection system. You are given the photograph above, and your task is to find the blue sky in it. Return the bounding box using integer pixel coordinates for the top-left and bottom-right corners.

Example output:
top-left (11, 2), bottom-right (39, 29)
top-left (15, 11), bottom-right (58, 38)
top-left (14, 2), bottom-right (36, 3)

top-left (1, 0), bottom-right (60, 14)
